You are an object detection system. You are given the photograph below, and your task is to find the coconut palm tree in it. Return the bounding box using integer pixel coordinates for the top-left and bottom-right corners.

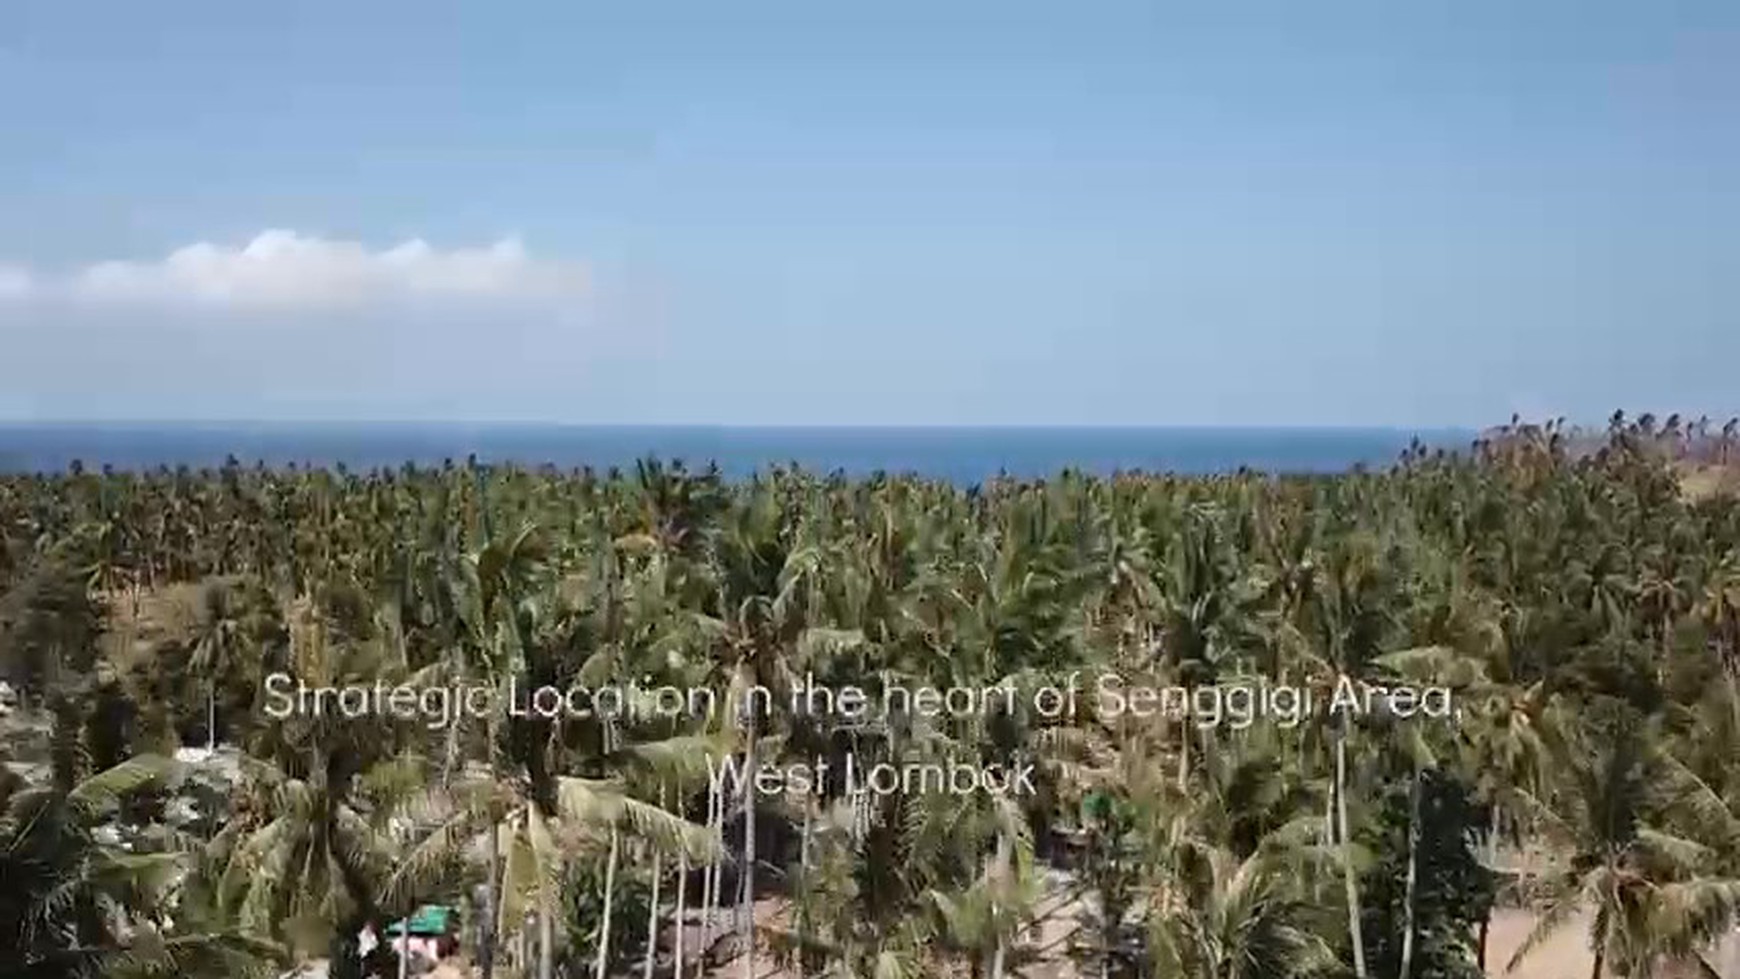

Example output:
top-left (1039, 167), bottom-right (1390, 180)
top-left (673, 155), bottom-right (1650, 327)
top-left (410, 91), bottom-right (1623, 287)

top-left (1148, 837), bottom-right (1335, 979)
top-left (208, 591), bottom-right (406, 964)
top-left (1696, 554), bottom-right (1740, 730)
top-left (188, 579), bottom-right (248, 752)
top-left (0, 739), bottom-right (181, 979)
top-left (1507, 703), bottom-right (1740, 978)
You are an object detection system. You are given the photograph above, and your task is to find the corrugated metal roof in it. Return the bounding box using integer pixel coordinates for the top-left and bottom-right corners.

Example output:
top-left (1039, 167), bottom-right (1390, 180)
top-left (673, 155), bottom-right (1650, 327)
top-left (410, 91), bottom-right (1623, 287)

top-left (387, 905), bottom-right (457, 936)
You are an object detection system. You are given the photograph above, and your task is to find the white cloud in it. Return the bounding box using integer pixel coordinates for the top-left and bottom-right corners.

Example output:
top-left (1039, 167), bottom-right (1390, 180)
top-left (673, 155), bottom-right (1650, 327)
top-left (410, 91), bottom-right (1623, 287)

top-left (0, 264), bottom-right (31, 299)
top-left (31, 230), bottom-right (583, 309)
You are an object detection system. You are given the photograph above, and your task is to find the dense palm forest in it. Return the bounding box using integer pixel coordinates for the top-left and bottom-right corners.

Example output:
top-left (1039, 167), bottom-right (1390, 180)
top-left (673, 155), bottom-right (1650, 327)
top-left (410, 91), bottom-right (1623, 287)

top-left (4, 413), bottom-right (1740, 979)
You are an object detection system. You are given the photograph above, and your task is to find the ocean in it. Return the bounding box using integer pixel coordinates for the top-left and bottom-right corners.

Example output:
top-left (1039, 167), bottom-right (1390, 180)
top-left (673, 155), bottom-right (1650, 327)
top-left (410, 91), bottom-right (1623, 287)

top-left (0, 424), bottom-right (1474, 482)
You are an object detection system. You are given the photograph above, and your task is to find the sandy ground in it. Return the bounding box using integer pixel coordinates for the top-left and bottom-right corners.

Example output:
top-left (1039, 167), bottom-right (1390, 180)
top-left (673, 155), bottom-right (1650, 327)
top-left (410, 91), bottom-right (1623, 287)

top-left (1487, 908), bottom-right (1740, 979)
top-left (286, 885), bottom-right (1739, 979)
top-left (1486, 908), bottom-right (1594, 979)
top-left (684, 902), bottom-right (1740, 979)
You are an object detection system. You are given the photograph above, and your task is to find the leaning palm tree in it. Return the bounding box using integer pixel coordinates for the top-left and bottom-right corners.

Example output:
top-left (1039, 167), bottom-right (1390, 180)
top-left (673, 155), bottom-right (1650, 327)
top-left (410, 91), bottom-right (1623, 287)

top-left (208, 750), bottom-right (406, 963)
top-left (1507, 704), bottom-right (1740, 978)
top-left (924, 793), bottom-right (1039, 979)
top-left (210, 592), bottom-right (404, 963)
top-left (775, 794), bottom-right (933, 979)
top-left (386, 751), bottom-right (722, 979)
top-left (0, 746), bottom-right (182, 979)
top-left (104, 838), bottom-right (285, 979)
top-left (1148, 837), bottom-right (1336, 979)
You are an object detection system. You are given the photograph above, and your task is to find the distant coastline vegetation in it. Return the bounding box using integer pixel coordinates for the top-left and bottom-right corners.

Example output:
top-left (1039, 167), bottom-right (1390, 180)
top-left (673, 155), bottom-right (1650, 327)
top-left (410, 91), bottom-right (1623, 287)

top-left (0, 423), bottom-right (1478, 481)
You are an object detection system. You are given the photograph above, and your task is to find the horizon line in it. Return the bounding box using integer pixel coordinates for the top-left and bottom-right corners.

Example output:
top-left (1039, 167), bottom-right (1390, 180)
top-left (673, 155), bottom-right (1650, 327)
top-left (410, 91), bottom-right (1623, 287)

top-left (0, 418), bottom-right (1492, 432)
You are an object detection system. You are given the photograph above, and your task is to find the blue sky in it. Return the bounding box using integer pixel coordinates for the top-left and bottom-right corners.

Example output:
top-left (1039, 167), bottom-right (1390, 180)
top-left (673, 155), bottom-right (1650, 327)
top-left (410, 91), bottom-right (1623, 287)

top-left (0, 0), bottom-right (1735, 426)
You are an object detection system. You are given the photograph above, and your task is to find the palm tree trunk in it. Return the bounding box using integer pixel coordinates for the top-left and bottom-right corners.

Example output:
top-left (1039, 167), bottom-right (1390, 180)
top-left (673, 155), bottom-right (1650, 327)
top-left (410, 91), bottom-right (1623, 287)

top-left (1488, 806), bottom-right (1500, 867)
top-left (480, 813), bottom-right (501, 979)
top-left (703, 780), bottom-right (721, 956)
top-left (1336, 725), bottom-right (1368, 979)
top-left (1175, 716), bottom-right (1190, 791)
top-left (739, 723), bottom-right (758, 979)
top-left (539, 896), bottom-right (554, 979)
top-left (597, 827), bottom-right (620, 979)
top-left (207, 684), bottom-right (217, 752)
top-left (644, 839), bottom-right (663, 979)
top-left (673, 850), bottom-right (689, 979)
top-left (1480, 803), bottom-right (1499, 971)
top-left (1398, 771), bottom-right (1422, 979)
top-left (397, 925), bottom-right (410, 979)
top-left (1591, 946), bottom-right (1604, 979)
top-left (992, 829), bottom-right (1011, 979)
top-left (1316, 762), bottom-right (1334, 902)
top-left (797, 791), bottom-right (812, 979)
top-left (1723, 650), bottom-right (1740, 734)
top-left (441, 712), bottom-right (462, 787)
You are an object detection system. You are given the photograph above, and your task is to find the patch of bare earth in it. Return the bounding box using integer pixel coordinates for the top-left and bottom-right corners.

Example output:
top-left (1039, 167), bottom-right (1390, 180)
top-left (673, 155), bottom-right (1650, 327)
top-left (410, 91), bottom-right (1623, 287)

top-left (1486, 908), bottom-right (1740, 979)
top-left (1677, 461), bottom-right (1740, 501)
top-left (98, 574), bottom-right (253, 665)
top-left (691, 872), bottom-right (1095, 979)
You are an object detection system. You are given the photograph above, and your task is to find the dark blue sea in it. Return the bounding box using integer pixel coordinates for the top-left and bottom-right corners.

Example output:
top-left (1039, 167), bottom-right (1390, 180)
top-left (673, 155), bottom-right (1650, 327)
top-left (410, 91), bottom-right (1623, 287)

top-left (0, 424), bottom-right (1473, 482)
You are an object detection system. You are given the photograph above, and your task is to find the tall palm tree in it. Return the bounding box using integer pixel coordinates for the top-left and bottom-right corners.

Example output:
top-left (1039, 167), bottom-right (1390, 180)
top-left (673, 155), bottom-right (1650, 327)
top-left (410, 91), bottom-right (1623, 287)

top-left (445, 514), bottom-right (549, 979)
top-left (1696, 555), bottom-right (1740, 730)
top-left (1148, 838), bottom-right (1335, 979)
top-left (211, 592), bottom-right (403, 963)
top-left (1294, 531), bottom-right (1405, 979)
top-left (1508, 704), bottom-right (1740, 978)
top-left (188, 580), bottom-right (248, 752)
top-left (698, 483), bottom-right (829, 976)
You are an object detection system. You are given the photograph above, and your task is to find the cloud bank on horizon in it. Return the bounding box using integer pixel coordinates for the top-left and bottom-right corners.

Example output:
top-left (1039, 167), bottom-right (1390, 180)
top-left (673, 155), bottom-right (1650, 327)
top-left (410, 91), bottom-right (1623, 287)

top-left (1, 231), bottom-right (584, 310)
top-left (0, 231), bottom-right (635, 423)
